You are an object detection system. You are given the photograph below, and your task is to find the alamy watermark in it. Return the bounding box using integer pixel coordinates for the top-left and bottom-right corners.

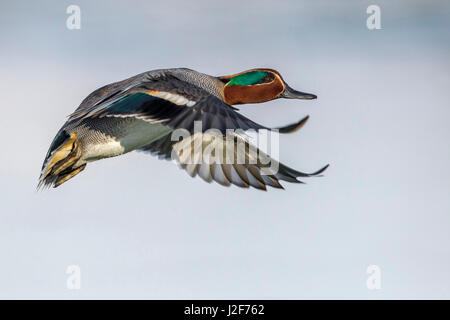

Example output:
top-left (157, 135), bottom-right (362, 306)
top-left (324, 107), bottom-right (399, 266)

top-left (66, 5), bottom-right (81, 30)
top-left (366, 265), bottom-right (381, 290)
top-left (169, 121), bottom-right (281, 174)
top-left (366, 5), bottom-right (381, 30)
top-left (66, 265), bottom-right (81, 290)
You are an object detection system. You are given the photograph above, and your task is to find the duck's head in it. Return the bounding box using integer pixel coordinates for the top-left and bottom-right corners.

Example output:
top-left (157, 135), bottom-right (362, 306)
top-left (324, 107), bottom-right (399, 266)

top-left (218, 68), bottom-right (317, 105)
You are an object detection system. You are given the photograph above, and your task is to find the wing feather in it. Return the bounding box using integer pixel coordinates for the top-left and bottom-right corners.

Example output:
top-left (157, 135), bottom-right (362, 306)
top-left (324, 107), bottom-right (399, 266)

top-left (138, 132), bottom-right (328, 190)
top-left (68, 72), bottom-right (310, 135)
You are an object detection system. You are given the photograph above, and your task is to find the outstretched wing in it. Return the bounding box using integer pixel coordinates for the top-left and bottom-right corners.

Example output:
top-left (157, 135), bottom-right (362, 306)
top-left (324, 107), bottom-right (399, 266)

top-left (67, 72), bottom-right (307, 134)
top-left (68, 73), bottom-right (268, 133)
top-left (139, 132), bottom-right (328, 190)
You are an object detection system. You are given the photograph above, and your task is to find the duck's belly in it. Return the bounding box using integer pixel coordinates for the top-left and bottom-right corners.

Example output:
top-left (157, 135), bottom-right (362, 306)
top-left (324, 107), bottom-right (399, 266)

top-left (75, 118), bottom-right (172, 162)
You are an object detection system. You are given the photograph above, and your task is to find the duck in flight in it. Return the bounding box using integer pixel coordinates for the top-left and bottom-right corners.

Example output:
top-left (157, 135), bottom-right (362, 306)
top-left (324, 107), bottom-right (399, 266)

top-left (38, 68), bottom-right (328, 190)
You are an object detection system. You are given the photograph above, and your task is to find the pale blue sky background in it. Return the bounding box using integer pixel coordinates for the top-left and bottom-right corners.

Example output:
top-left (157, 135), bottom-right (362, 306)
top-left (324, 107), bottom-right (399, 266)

top-left (0, 0), bottom-right (449, 299)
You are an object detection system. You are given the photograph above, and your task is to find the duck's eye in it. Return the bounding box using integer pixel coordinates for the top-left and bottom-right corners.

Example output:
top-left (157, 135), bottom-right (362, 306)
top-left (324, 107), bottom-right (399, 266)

top-left (227, 71), bottom-right (275, 87)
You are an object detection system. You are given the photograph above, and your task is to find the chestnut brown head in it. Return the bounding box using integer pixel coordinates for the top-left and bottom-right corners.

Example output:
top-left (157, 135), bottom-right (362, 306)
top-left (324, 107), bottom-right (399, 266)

top-left (218, 68), bottom-right (317, 105)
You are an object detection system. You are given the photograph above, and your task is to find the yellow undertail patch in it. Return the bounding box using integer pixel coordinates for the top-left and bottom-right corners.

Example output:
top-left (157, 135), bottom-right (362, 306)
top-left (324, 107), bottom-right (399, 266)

top-left (43, 132), bottom-right (78, 177)
top-left (54, 164), bottom-right (86, 188)
top-left (38, 132), bottom-right (85, 189)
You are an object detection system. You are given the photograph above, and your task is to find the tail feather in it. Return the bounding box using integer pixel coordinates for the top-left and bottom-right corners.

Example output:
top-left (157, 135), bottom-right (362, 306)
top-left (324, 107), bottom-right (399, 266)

top-left (38, 131), bottom-right (84, 189)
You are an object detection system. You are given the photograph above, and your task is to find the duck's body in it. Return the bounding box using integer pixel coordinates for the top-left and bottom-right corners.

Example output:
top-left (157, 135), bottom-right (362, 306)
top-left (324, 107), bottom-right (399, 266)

top-left (65, 117), bottom-right (170, 162)
top-left (39, 67), bottom-right (327, 190)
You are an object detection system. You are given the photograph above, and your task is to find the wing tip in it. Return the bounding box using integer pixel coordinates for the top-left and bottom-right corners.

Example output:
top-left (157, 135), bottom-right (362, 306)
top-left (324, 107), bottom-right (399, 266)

top-left (277, 115), bottom-right (309, 134)
top-left (310, 163), bottom-right (330, 176)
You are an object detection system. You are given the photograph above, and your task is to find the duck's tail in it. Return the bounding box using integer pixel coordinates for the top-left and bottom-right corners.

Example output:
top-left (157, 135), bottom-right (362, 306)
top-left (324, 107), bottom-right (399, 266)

top-left (38, 131), bottom-right (85, 189)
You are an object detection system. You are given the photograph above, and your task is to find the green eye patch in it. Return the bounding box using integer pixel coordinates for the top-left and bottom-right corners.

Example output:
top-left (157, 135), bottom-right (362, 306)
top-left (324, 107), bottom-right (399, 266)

top-left (227, 71), bottom-right (274, 86)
